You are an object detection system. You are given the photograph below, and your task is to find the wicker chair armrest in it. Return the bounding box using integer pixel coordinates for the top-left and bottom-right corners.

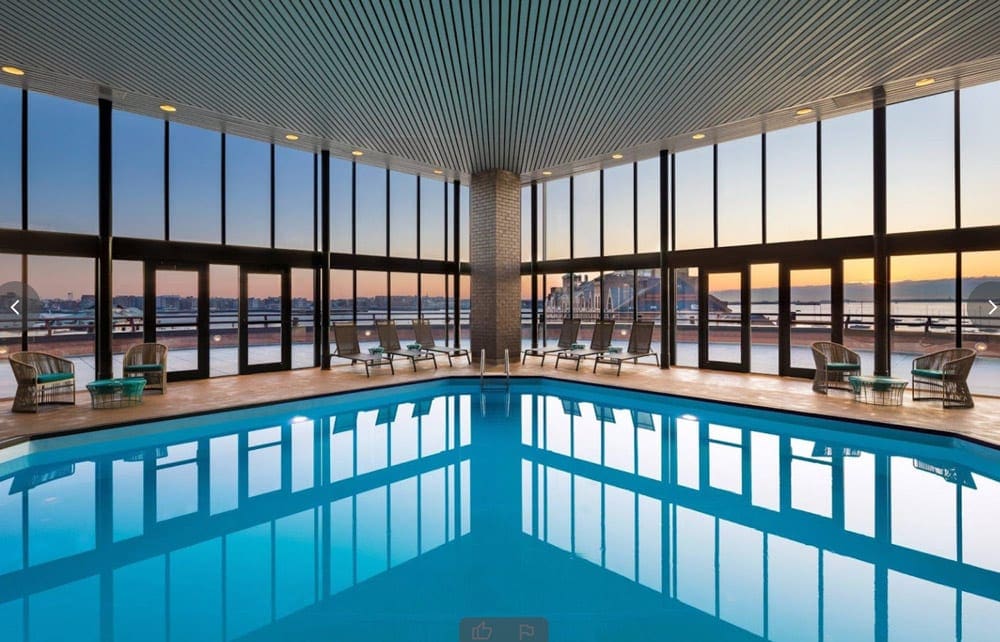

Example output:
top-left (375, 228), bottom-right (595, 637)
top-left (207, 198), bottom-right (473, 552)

top-left (843, 347), bottom-right (862, 364)
top-left (941, 354), bottom-right (974, 377)
top-left (10, 359), bottom-right (39, 383)
top-left (51, 354), bottom-right (75, 373)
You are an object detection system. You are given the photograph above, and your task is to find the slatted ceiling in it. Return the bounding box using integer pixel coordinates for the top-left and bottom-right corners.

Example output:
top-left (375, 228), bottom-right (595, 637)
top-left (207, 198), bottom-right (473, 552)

top-left (2, 2), bottom-right (1000, 182)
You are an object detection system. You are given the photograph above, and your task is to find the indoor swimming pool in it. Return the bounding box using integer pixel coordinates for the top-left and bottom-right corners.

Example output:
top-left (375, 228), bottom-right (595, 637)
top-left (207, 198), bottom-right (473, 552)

top-left (0, 378), bottom-right (998, 641)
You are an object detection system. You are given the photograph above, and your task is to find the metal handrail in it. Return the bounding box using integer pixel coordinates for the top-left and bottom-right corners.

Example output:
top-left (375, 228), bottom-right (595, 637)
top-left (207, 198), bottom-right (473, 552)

top-left (479, 348), bottom-right (510, 388)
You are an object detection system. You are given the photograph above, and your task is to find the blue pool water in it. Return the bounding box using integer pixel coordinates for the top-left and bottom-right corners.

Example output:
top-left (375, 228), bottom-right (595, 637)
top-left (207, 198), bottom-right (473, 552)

top-left (1, 378), bottom-right (999, 641)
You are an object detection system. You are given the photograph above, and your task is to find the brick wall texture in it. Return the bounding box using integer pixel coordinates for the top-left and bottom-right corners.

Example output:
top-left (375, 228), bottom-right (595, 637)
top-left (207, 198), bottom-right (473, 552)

top-left (470, 169), bottom-right (521, 364)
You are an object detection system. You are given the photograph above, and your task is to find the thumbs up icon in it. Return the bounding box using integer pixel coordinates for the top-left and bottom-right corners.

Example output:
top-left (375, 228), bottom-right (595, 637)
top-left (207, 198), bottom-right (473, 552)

top-left (471, 620), bottom-right (493, 640)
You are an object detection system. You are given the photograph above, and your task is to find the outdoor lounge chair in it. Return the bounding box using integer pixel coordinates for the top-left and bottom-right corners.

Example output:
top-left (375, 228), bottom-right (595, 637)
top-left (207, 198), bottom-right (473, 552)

top-left (521, 318), bottom-right (582, 365)
top-left (123, 342), bottom-right (168, 393)
top-left (911, 347), bottom-right (976, 408)
top-left (554, 320), bottom-right (615, 371)
top-left (332, 323), bottom-right (395, 377)
top-left (593, 321), bottom-right (659, 375)
top-left (412, 318), bottom-right (470, 365)
top-left (9, 351), bottom-right (76, 412)
top-left (810, 341), bottom-right (861, 393)
top-left (376, 320), bottom-right (438, 371)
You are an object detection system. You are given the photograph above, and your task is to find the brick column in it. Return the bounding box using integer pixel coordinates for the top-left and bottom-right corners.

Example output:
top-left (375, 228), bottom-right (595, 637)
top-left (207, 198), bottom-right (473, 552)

top-left (471, 170), bottom-right (521, 364)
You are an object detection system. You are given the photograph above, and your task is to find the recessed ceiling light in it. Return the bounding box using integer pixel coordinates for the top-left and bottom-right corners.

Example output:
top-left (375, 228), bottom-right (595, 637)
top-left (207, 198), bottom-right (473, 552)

top-left (611, 153), bottom-right (624, 160)
top-left (692, 133), bottom-right (706, 140)
top-left (541, 170), bottom-right (552, 176)
top-left (351, 150), bottom-right (364, 157)
top-left (1, 66), bottom-right (25, 76)
top-left (284, 134), bottom-right (299, 141)
top-left (915, 78), bottom-right (935, 88)
top-left (433, 169), bottom-right (443, 175)
top-left (795, 107), bottom-right (814, 116)
top-left (159, 104), bottom-right (177, 113)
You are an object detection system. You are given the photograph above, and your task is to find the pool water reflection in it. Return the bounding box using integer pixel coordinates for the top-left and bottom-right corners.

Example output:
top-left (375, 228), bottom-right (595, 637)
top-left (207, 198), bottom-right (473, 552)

top-left (0, 379), bottom-right (998, 641)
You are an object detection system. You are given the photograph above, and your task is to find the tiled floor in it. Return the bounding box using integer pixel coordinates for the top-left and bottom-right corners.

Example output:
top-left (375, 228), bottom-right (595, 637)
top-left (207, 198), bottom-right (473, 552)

top-left (1, 358), bottom-right (998, 449)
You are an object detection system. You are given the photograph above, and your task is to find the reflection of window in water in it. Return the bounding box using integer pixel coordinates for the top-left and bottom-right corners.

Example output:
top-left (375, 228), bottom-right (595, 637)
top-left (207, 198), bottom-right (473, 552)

top-left (520, 391), bottom-right (1000, 638)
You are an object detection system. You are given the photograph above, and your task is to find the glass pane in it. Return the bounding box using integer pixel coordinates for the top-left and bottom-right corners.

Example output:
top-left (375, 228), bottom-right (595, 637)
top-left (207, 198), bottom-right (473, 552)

top-left (291, 268), bottom-right (314, 368)
top-left (330, 269), bottom-right (354, 324)
top-left (963, 250), bottom-right (1000, 396)
top-left (169, 123), bottom-right (220, 243)
top-left (210, 264), bottom-right (238, 376)
top-left (789, 268), bottom-right (831, 369)
top-left (460, 274), bottom-right (470, 344)
top-left (330, 157), bottom-right (353, 253)
top-left (543, 179), bottom-right (570, 260)
top-left (636, 157), bottom-right (660, 253)
top-left (674, 147), bottom-right (714, 250)
top-left (356, 270), bottom-right (386, 350)
top-left (356, 164), bottom-right (386, 256)
top-left (28, 93), bottom-right (97, 234)
top-left (572, 271), bottom-right (601, 325)
top-left (718, 136), bottom-right (762, 247)
top-left (540, 273), bottom-right (565, 346)
top-left (887, 93), bottom-right (954, 233)
top-left (844, 258), bottom-right (875, 375)
top-left (389, 170), bottom-right (417, 259)
top-left (390, 272), bottom-right (418, 343)
top-left (113, 110), bottom-right (164, 239)
top-left (274, 147), bottom-right (313, 250)
top-left (637, 268), bottom-right (661, 355)
top-left (767, 124), bottom-right (817, 243)
top-left (708, 272), bottom-right (742, 363)
top-left (0, 85), bottom-right (18, 229)
top-left (822, 111), bottom-right (873, 238)
top-left (446, 183), bottom-right (454, 262)
top-left (247, 273), bottom-right (282, 365)
top-left (521, 185), bottom-right (532, 262)
top-left (520, 274), bottom-right (532, 346)
top-left (460, 185), bottom-right (469, 262)
top-left (750, 264), bottom-right (779, 374)
top-left (111, 260), bottom-right (144, 376)
top-left (604, 269), bottom-right (635, 324)
top-left (155, 269), bottom-right (198, 373)
top-left (890, 254), bottom-right (956, 376)
top-left (573, 170), bottom-right (600, 258)
top-left (421, 273), bottom-right (449, 346)
top-left (226, 136), bottom-right (270, 247)
top-left (26, 256), bottom-right (95, 386)
top-left (0, 254), bottom-right (21, 397)
top-left (421, 177), bottom-right (446, 260)
top-left (604, 163), bottom-right (634, 256)
top-left (960, 82), bottom-right (1000, 229)
top-left (675, 268), bottom-right (698, 366)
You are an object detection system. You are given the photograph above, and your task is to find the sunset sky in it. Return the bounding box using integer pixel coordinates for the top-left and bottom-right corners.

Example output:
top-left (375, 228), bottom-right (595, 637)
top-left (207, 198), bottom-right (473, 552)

top-left (2, 84), bottom-right (998, 302)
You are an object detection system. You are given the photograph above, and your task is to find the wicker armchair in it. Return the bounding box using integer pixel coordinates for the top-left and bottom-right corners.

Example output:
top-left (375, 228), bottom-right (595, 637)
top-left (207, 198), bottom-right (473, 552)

top-left (9, 351), bottom-right (76, 412)
top-left (811, 342), bottom-right (862, 394)
top-left (123, 343), bottom-right (168, 393)
top-left (911, 348), bottom-right (976, 409)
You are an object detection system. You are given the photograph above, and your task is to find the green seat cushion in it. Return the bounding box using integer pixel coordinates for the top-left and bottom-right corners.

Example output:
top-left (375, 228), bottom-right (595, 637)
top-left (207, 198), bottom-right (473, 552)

top-left (124, 364), bottom-right (163, 372)
top-left (826, 362), bottom-right (861, 371)
top-left (912, 368), bottom-right (944, 380)
top-left (37, 372), bottom-right (74, 383)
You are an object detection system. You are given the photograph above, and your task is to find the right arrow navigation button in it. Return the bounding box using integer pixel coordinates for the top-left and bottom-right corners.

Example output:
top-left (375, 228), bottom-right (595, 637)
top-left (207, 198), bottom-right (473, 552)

top-left (967, 283), bottom-right (1000, 331)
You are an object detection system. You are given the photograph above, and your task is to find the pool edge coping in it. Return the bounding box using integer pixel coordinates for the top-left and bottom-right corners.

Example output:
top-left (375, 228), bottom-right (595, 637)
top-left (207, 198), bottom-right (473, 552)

top-left (1, 373), bottom-right (996, 455)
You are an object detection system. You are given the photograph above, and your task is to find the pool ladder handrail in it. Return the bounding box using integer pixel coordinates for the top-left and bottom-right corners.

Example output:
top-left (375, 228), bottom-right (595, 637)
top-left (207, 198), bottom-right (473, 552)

top-left (479, 348), bottom-right (510, 388)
